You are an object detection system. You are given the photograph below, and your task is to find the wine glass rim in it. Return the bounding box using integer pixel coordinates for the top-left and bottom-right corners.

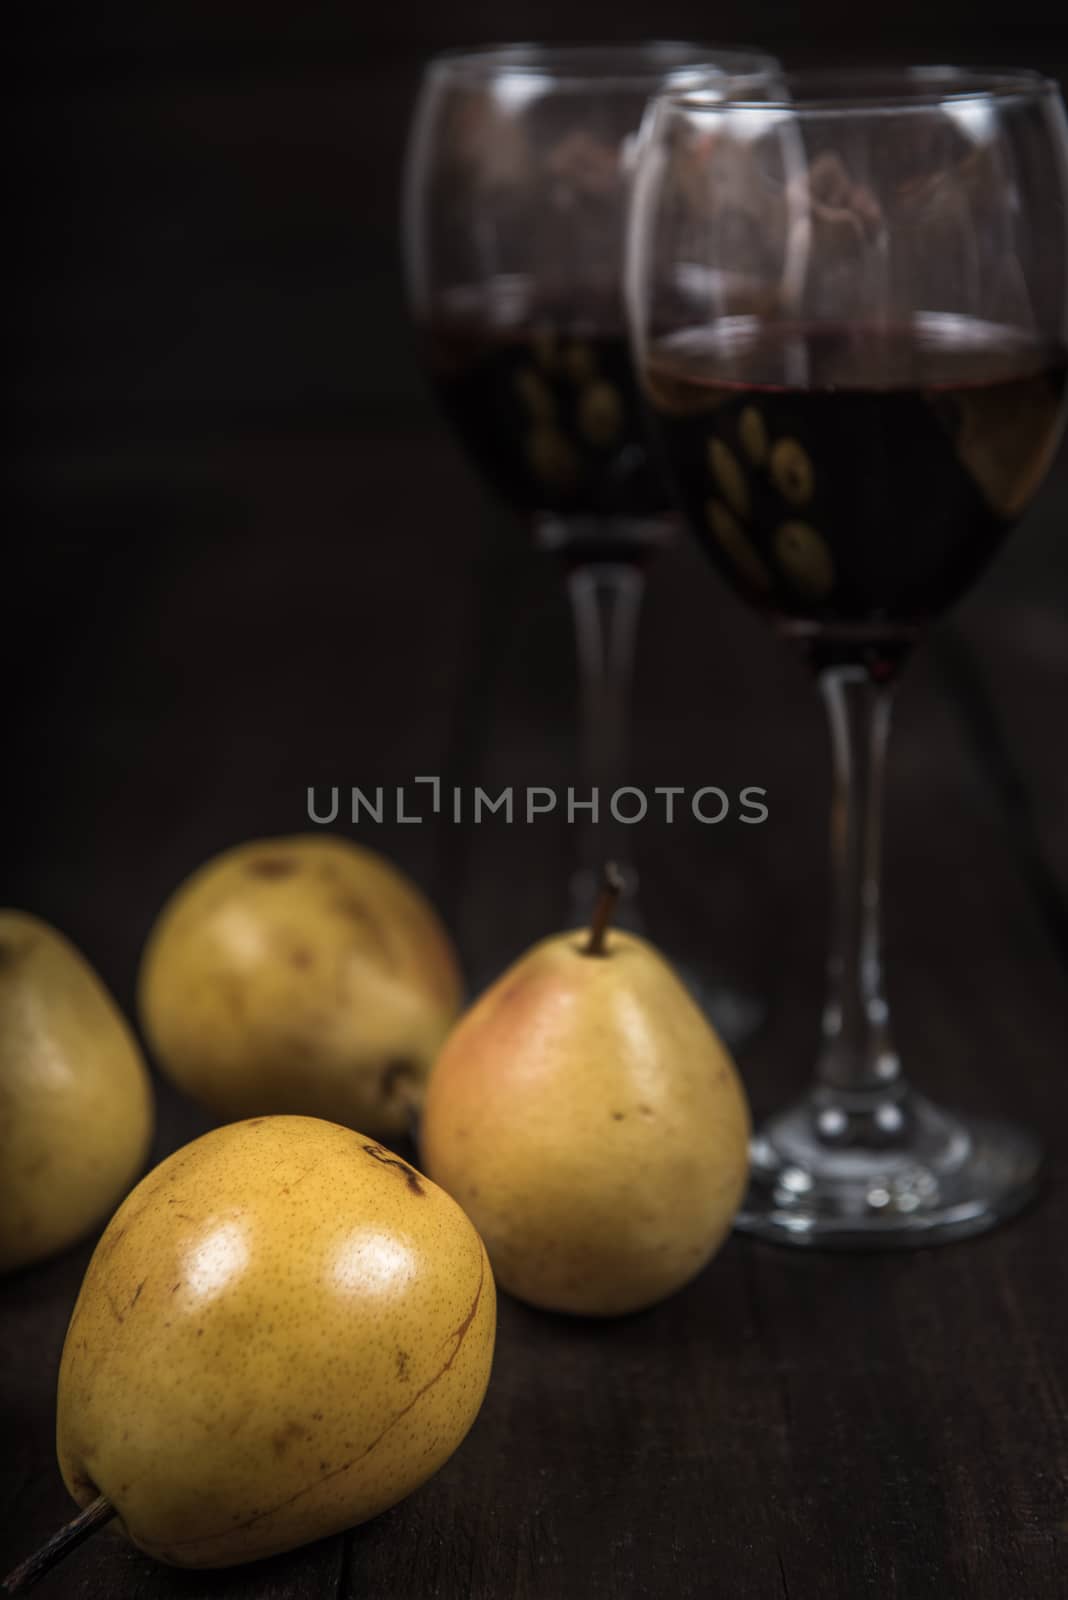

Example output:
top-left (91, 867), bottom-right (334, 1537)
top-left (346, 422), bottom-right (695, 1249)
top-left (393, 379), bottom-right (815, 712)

top-left (425, 40), bottom-right (779, 88)
top-left (662, 64), bottom-right (1060, 114)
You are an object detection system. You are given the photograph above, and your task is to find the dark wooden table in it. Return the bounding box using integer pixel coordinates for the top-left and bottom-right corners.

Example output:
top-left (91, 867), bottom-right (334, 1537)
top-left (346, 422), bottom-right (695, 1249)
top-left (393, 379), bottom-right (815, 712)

top-left (4, 428), bottom-right (1068, 1600)
top-left (4, 12), bottom-right (1068, 1598)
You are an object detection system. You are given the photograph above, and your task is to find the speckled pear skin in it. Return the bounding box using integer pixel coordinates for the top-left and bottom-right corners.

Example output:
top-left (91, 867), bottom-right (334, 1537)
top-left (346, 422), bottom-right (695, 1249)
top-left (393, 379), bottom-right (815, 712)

top-left (420, 929), bottom-right (751, 1317)
top-left (138, 836), bottom-right (463, 1136)
top-left (57, 1116), bottom-right (495, 1569)
top-left (0, 910), bottom-right (154, 1273)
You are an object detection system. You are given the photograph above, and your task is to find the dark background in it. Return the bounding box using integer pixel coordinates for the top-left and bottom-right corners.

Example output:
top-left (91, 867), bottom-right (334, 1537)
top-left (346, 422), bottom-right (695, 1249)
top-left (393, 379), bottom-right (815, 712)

top-left (6, 0), bottom-right (1068, 1023)
top-left (3, 5), bottom-right (1068, 1598)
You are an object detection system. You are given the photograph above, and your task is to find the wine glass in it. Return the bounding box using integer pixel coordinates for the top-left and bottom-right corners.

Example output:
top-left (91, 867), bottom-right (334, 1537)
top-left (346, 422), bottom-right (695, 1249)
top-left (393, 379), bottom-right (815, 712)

top-left (403, 42), bottom-right (776, 1036)
top-left (626, 67), bottom-right (1068, 1245)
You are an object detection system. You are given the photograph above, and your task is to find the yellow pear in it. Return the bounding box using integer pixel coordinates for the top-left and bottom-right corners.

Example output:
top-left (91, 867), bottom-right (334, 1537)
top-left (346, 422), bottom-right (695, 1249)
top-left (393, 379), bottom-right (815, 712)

top-left (56, 1115), bottom-right (495, 1568)
top-left (138, 836), bottom-right (462, 1135)
top-left (0, 911), bottom-right (154, 1273)
top-left (420, 892), bottom-right (751, 1316)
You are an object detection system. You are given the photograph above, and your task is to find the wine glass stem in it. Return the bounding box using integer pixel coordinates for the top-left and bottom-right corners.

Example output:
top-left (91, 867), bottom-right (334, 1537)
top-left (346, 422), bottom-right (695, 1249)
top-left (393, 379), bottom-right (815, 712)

top-left (566, 558), bottom-right (645, 891)
top-left (817, 666), bottom-right (900, 1098)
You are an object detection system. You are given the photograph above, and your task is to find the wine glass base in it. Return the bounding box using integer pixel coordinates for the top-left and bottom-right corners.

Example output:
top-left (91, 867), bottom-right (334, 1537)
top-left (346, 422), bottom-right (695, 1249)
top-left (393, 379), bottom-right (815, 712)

top-left (735, 1090), bottom-right (1042, 1249)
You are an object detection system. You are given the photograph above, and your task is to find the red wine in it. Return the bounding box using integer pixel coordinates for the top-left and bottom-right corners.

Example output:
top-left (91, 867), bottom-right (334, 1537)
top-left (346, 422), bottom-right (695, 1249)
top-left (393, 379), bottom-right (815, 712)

top-left (423, 285), bottom-right (674, 564)
top-left (644, 316), bottom-right (1067, 676)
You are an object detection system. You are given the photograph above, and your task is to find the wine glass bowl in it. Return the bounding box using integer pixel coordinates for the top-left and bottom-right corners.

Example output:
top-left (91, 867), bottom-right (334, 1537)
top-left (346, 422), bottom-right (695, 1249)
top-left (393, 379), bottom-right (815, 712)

top-left (405, 43), bottom-right (778, 564)
top-left (643, 315), bottom-right (1066, 679)
top-left (627, 67), bottom-right (1068, 1245)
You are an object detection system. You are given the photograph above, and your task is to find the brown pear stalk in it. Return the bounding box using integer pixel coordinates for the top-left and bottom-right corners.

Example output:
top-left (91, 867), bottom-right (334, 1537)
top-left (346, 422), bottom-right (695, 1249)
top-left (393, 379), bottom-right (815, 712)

top-left (2, 1493), bottom-right (116, 1594)
top-left (585, 861), bottom-right (625, 956)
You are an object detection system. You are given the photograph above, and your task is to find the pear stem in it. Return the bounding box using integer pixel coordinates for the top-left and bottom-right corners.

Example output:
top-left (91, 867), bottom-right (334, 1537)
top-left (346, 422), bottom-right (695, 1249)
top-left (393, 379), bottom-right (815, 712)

top-left (585, 862), bottom-right (624, 956)
top-left (2, 1494), bottom-right (116, 1594)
